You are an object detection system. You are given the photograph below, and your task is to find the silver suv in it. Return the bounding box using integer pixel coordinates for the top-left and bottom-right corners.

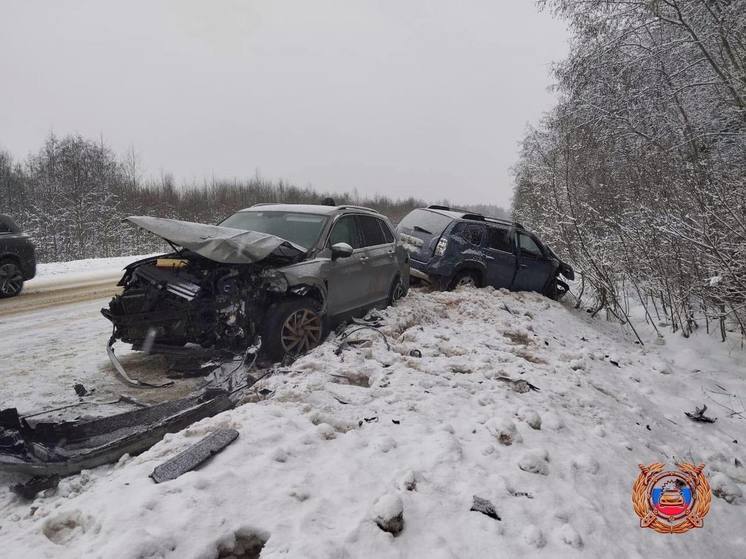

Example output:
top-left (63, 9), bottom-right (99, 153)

top-left (103, 203), bottom-right (410, 360)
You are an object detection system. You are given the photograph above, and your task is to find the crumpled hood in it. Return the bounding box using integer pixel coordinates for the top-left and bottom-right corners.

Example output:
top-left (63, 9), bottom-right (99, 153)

top-left (125, 216), bottom-right (305, 264)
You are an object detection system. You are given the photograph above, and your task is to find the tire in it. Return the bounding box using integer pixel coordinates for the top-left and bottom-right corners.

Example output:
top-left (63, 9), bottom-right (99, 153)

top-left (262, 297), bottom-right (325, 361)
top-left (448, 270), bottom-right (480, 290)
top-left (388, 276), bottom-right (406, 306)
top-left (0, 259), bottom-right (24, 298)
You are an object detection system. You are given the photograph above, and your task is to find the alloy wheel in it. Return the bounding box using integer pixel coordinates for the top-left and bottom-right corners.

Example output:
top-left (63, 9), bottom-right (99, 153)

top-left (280, 308), bottom-right (322, 355)
top-left (0, 262), bottom-right (23, 297)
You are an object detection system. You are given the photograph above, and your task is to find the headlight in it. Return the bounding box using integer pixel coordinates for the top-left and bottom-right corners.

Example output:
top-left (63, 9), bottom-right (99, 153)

top-left (261, 269), bottom-right (289, 293)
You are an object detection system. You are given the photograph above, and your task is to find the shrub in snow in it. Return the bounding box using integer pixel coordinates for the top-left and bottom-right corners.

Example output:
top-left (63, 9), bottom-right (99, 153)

top-left (485, 417), bottom-right (522, 446)
top-left (711, 473), bottom-right (742, 504)
top-left (372, 494), bottom-right (404, 536)
top-left (518, 449), bottom-right (550, 475)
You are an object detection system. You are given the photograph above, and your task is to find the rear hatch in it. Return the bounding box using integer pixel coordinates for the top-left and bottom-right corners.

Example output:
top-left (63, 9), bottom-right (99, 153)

top-left (396, 209), bottom-right (454, 263)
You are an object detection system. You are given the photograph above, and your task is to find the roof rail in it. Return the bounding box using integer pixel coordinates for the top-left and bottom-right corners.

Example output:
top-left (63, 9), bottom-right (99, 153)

top-left (427, 204), bottom-right (451, 211)
top-left (462, 213), bottom-right (485, 221)
top-left (336, 205), bottom-right (379, 213)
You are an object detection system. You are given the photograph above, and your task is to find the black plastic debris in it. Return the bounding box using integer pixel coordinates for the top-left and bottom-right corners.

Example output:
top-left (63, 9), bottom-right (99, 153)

top-left (151, 428), bottom-right (239, 483)
top-left (470, 495), bottom-right (501, 521)
top-left (11, 475), bottom-right (60, 500)
top-left (409, 349), bottom-right (422, 358)
top-left (73, 384), bottom-right (88, 397)
top-left (685, 405), bottom-right (717, 423)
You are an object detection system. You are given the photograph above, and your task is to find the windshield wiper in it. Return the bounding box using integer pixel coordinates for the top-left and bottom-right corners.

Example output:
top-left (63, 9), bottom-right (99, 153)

top-left (413, 225), bottom-right (432, 234)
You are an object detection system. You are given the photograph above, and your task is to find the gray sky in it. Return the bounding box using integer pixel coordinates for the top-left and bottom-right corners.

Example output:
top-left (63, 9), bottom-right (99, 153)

top-left (0, 1), bottom-right (567, 208)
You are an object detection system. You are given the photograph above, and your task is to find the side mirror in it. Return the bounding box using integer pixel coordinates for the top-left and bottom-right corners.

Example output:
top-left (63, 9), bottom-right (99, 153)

top-left (331, 242), bottom-right (354, 260)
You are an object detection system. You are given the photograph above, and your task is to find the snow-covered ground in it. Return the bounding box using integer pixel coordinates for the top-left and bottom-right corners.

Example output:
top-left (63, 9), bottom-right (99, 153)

top-left (1, 286), bottom-right (744, 558)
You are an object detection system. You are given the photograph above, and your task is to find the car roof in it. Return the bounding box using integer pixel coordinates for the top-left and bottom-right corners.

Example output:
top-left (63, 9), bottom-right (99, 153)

top-left (422, 206), bottom-right (524, 229)
top-left (237, 203), bottom-right (381, 216)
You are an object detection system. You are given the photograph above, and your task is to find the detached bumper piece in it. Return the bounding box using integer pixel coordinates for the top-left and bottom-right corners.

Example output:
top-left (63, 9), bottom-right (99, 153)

top-left (0, 389), bottom-right (234, 478)
top-left (150, 428), bottom-right (239, 483)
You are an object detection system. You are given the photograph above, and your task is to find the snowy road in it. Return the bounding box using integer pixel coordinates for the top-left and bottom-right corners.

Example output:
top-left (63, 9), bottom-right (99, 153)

top-left (1, 285), bottom-right (744, 558)
top-left (0, 296), bottom-right (202, 418)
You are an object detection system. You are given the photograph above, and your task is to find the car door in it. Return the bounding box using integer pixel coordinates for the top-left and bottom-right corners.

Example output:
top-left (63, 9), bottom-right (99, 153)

top-left (483, 225), bottom-right (517, 288)
top-left (325, 215), bottom-right (369, 315)
top-left (511, 232), bottom-right (555, 293)
top-left (356, 214), bottom-right (397, 303)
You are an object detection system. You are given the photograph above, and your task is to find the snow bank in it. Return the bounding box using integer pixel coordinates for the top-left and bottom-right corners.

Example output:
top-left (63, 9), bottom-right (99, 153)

top-left (0, 287), bottom-right (744, 558)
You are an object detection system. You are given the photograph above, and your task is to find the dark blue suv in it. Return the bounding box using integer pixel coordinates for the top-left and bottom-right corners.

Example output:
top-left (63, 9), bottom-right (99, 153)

top-left (397, 206), bottom-right (574, 299)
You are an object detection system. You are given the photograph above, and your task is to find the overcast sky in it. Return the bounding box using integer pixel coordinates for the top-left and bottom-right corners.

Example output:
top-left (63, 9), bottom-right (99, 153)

top-left (0, 1), bottom-right (567, 208)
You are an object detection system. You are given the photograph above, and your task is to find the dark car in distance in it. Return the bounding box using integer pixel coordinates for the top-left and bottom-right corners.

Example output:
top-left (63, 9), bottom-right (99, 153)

top-left (397, 206), bottom-right (574, 299)
top-left (0, 214), bottom-right (36, 298)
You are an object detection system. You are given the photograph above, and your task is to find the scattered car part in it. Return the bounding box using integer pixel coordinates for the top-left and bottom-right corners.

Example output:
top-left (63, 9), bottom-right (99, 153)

top-left (470, 495), bottom-right (501, 521)
top-left (107, 336), bottom-right (175, 388)
top-left (0, 388), bottom-right (234, 477)
top-left (0, 214), bottom-right (36, 298)
top-left (686, 405), bottom-right (717, 423)
top-left (150, 428), bottom-right (239, 483)
top-left (11, 474), bottom-right (60, 500)
top-left (495, 376), bottom-right (540, 393)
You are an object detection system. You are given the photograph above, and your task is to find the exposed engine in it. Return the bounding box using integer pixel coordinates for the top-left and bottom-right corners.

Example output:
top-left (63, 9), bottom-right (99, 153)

top-left (102, 252), bottom-right (286, 350)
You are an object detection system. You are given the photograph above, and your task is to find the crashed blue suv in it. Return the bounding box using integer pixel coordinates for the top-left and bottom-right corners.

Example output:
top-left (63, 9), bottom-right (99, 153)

top-left (396, 206), bottom-right (574, 299)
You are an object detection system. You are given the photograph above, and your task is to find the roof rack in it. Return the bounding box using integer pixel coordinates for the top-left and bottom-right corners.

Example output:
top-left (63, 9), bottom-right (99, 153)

top-left (336, 205), bottom-right (379, 213)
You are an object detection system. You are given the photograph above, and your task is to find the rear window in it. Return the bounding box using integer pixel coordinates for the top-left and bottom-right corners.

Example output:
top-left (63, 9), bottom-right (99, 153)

top-left (398, 209), bottom-right (452, 236)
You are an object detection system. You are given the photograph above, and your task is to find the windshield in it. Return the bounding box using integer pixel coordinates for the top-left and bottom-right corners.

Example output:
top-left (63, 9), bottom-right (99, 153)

top-left (219, 211), bottom-right (328, 250)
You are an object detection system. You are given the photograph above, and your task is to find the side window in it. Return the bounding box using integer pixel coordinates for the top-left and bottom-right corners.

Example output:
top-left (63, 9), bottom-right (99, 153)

top-left (378, 219), bottom-right (395, 243)
top-left (357, 215), bottom-right (387, 247)
top-left (329, 215), bottom-right (361, 249)
top-left (486, 226), bottom-right (512, 253)
top-left (454, 223), bottom-right (485, 247)
top-left (518, 233), bottom-right (543, 257)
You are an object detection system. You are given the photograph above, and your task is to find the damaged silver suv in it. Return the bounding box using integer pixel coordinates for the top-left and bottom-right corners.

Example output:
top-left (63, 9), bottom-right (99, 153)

top-left (102, 204), bottom-right (409, 361)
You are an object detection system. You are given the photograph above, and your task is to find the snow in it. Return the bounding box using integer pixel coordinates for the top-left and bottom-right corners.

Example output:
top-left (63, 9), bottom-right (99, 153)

top-left (1, 285), bottom-right (745, 557)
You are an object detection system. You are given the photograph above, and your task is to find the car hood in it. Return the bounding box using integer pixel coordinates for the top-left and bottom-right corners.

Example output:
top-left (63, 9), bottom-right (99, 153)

top-left (125, 216), bottom-right (306, 264)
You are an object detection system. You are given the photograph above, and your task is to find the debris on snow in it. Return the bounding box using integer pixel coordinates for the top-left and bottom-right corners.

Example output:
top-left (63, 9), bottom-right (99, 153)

top-left (710, 473), bottom-right (743, 504)
top-left (470, 495), bottom-right (501, 521)
top-left (495, 376), bottom-right (540, 393)
top-left (150, 428), bottom-right (239, 483)
top-left (686, 405), bottom-right (717, 423)
top-left (486, 417), bottom-right (522, 446)
top-left (11, 474), bottom-right (61, 500)
top-left (372, 494), bottom-right (404, 536)
top-left (397, 469), bottom-right (417, 491)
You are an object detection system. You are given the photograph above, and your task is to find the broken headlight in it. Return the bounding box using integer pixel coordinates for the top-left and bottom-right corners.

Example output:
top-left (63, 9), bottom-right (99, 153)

top-left (261, 269), bottom-right (289, 293)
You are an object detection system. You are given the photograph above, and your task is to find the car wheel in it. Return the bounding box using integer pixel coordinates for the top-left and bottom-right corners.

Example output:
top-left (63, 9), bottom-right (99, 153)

top-left (263, 297), bottom-right (324, 361)
top-left (0, 259), bottom-right (24, 298)
top-left (388, 276), bottom-right (406, 306)
top-left (449, 270), bottom-right (479, 290)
